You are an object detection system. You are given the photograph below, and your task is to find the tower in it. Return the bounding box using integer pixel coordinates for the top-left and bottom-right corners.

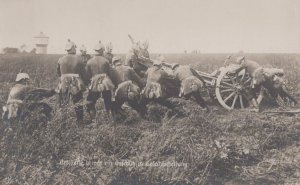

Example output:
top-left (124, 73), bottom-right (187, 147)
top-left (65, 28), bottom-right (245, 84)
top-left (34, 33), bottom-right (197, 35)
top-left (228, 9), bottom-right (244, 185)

top-left (34, 32), bottom-right (49, 54)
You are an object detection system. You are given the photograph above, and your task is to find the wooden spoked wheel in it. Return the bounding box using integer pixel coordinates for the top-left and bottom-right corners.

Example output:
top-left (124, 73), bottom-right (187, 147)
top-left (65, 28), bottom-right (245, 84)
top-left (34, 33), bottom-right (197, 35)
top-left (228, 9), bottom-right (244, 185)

top-left (215, 67), bottom-right (252, 110)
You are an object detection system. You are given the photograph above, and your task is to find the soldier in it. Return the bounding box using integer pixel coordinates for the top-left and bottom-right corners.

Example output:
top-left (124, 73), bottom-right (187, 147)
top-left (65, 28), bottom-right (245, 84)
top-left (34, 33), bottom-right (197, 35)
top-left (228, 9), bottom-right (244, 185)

top-left (79, 45), bottom-right (91, 65)
top-left (104, 42), bottom-right (114, 65)
top-left (142, 59), bottom-right (180, 105)
top-left (125, 37), bottom-right (152, 78)
top-left (223, 55), bottom-right (232, 66)
top-left (235, 59), bottom-right (298, 107)
top-left (171, 63), bottom-right (210, 112)
top-left (2, 73), bottom-right (55, 122)
top-left (111, 56), bottom-right (146, 117)
top-left (85, 41), bottom-right (116, 120)
top-left (56, 39), bottom-right (87, 123)
top-left (234, 57), bottom-right (268, 112)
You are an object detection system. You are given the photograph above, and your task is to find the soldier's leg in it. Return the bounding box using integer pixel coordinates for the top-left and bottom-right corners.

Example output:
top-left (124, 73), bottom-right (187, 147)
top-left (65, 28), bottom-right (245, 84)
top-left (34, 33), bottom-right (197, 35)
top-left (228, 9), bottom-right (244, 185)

top-left (102, 90), bottom-right (117, 121)
top-left (278, 86), bottom-right (298, 105)
top-left (128, 100), bottom-right (147, 118)
top-left (112, 98), bottom-right (124, 112)
top-left (183, 94), bottom-right (192, 100)
top-left (111, 97), bottom-right (128, 118)
top-left (72, 92), bottom-right (84, 122)
top-left (158, 98), bottom-right (178, 110)
top-left (192, 92), bottom-right (210, 112)
top-left (86, 91), bottom-right (101, 120)
top-left (102, 90), bottom-right (113, 112)
top-left (248, 85), bottom-right (260, 112)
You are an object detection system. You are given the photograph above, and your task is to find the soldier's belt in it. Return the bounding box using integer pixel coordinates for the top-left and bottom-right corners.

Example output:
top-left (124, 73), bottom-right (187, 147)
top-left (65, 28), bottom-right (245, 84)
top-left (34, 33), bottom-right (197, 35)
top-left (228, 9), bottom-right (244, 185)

top-left (91, 73), bottom-right (108, 80)
top-left (61, 73), bottom-right (79, 80)
top-left (58, 73), bottom-right (85, 95)
top-left (115, 81), bottom-right (140, 100)
top-left (89, 73), bottom-right (115, 92)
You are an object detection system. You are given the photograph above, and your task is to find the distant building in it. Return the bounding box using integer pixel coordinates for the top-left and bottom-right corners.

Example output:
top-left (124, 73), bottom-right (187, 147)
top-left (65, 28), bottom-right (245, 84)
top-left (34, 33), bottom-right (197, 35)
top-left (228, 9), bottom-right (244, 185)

top-left (34, 32), bottom-right (49, 54)
top-left (2, 47), bottom-right (20, 54)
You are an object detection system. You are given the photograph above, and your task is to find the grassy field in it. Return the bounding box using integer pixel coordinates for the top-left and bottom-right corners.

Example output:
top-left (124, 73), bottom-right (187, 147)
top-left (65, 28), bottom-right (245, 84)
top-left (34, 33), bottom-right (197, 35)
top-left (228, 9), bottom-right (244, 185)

top-left (0, 53), bottom-right (299, 185)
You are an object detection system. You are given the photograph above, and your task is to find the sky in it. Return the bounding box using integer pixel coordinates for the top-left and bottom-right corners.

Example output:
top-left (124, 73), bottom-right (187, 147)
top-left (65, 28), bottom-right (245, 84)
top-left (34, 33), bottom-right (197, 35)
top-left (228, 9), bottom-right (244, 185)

top-left (0, 0), bottom-right (299, 53)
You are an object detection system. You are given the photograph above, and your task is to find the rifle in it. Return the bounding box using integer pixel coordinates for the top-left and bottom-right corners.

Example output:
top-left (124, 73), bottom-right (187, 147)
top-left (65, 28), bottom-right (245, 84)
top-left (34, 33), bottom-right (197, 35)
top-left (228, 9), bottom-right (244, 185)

top-left (128, 34), bottom-right (135, 44)
top-left (264, 109), bottom-right (300, 114)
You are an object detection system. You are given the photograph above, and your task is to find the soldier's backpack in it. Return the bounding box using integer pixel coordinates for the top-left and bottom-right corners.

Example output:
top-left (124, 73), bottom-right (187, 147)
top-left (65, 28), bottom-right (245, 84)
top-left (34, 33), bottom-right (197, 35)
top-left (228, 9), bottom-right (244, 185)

top-left (89, 74), bottom-right (115, 92)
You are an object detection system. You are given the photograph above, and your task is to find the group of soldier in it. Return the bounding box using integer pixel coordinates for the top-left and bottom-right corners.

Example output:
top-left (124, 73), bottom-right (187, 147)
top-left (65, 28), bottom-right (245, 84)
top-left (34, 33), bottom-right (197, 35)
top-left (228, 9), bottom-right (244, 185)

top-left (2, 38), bottom-right (298, 124)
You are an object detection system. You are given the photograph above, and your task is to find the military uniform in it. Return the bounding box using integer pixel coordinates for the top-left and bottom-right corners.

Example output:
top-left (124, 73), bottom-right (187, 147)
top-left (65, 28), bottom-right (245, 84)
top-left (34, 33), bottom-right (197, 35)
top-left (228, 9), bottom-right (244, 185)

top-left (125, 50), bottom-right (150, 78)
top-left (79, 54), bottom-right (92, 65)
top-left (79, 45), bottom-right (91, 65)
top-left (57, 52), bottom-right (87, 122)
top-left (85, 54), bottom-right (115, 119)
top-left (3, 74), bottom-right (55, 122)
top-left (104, 52), bottom-right (114, 65)
top-left (236, 57), bottom-right (274, 111)
top-left (104, 42), bottom-right (114, 65)
top-left (112, 57), bottom-right (146, 116)
top-left (143, 65), bottom-right (180, 100)
top-left (114, 64), bottom-right (144, 88)
top-left (173, 65), bottom-right (209, 110)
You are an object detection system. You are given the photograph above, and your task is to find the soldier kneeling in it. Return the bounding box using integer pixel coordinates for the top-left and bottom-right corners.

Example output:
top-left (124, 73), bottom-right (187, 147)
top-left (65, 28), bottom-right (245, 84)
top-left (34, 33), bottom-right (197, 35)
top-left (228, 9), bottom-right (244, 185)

top-left (260, 67), bottom-right (297, 106)
top-left (111, 56), bottom-right (146, 117)
top-left (2, 73), bottom-right (55, 123)
top-left (141, 59), bottom-right (180, 109)
top-left (171, 63), bottom-right (210, 112)
top-left (235, 57), bottom-right (297, 111)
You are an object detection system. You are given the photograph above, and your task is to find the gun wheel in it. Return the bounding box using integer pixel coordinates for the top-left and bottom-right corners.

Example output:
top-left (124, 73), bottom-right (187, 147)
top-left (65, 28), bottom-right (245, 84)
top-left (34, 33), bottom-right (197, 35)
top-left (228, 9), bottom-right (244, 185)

top-left (215, 68), bottom-right (252, 110)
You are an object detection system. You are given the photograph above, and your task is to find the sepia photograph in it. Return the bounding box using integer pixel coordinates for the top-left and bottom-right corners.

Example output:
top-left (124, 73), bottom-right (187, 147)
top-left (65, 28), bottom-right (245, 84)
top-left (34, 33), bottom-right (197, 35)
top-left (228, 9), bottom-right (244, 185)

top-left (0, 0), bottom-right (299, 184)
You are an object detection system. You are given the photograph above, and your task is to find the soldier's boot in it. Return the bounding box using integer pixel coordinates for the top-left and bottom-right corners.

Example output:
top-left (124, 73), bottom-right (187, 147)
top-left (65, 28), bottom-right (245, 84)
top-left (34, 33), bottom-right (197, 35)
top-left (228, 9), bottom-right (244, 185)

top-left (89, 109), bottom-right (96, 120)
top-left (202, 107), bottom-right (210, 113)
top-left (257, 87), bottom-right (265, 105)
top-left (75, 105), bottom-right (84, 124)
top-left (249, 99), bottom-right (260, 112)
top-left (105, 110), bottom-right (116, 123)
top-left (111, 90), bottom-right (116, 102)
top-left (193, 92), bottom-right (210, 113)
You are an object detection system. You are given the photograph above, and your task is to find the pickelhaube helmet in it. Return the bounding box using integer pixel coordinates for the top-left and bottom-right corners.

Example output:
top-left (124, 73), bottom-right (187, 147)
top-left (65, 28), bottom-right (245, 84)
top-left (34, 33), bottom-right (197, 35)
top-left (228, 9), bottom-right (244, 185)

top-left (65, 39), bottom-right (76, 51)
top-left (106, 42), bottom-right (113, 52)
top-left (112, 56), bottom-right (122, 64)
top-left (16, 73), bottom-right (30, 82)
top-left (79, 45), bottom-right (87, 52)
top-left (94, 41), bottom-right (105, 51)
top-left (236, 56), bottom-right (245, 64)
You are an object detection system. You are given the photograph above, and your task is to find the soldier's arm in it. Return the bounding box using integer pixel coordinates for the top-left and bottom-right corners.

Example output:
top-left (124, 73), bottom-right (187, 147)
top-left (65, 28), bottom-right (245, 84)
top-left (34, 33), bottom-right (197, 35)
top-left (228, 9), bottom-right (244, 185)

top-left (191, 68), bottom-right (206, 85)
top-left (85, 64), bottom-right (92, 82)
top-left (125, 53), bottom-right (133, 67)
top-left (130, 68), bottom-right (145, 88)
top-left (108, 66), bottom-right (119, 87)
top-left (79, 61), bottom-right (89, 86)
top-left (56, 61), bottom-right (61, 77)
top-left (161, 69), bottom-right (176, 80)
top-left (234, 64), bottom-right (246, 74)
top-left (23, 87), bottom-right (56, 101)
